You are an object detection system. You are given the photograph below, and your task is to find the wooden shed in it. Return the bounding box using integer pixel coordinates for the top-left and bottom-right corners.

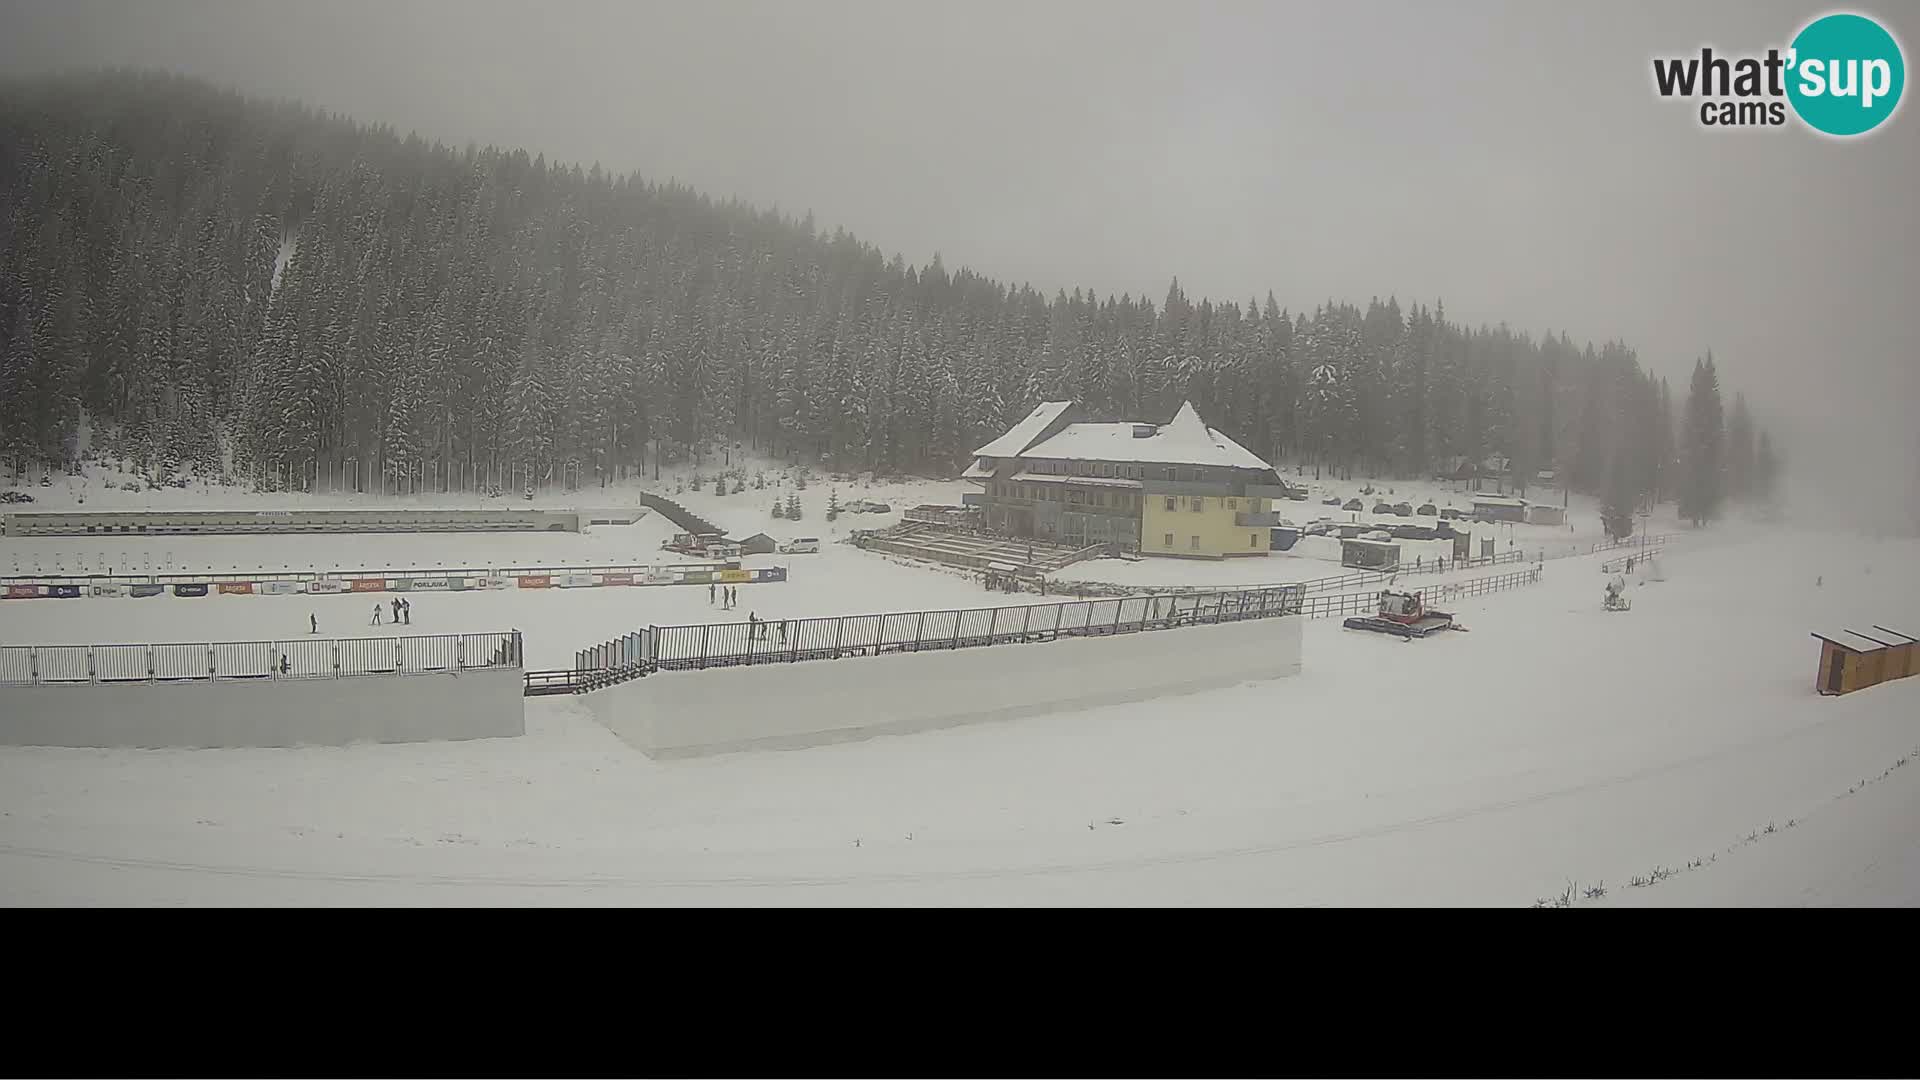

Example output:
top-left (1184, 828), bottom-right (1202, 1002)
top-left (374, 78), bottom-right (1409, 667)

top-left (1869, 625), bottom-right (1918, 681)
top-left (1811, 629), bottom-right (1895, 695)
top-left (1341, 537), bottom-right (1401, 571)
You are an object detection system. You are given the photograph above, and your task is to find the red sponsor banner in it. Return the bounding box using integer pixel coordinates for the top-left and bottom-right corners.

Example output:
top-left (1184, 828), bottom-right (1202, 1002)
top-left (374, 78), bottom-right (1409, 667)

top-left (350, 578), bottom-right (387, 593)
top-left (216, 582), bottom-right (255, 595)
top-left (5, 584), bottom-right (41, 599)
top-left (517, 575), bottom-right (552, 589)
top-left (600, 572), bottom-right (634, 586)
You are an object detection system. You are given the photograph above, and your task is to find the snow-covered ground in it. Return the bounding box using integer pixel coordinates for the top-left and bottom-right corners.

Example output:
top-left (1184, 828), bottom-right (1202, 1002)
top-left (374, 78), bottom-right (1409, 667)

top-left (3, 523), bottom-right (1914, 905)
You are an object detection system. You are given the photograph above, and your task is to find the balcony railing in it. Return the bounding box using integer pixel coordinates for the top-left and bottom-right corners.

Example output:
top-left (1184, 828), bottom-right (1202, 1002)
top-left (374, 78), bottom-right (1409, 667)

top-left (1235, 510), bottom-right (1280, 528)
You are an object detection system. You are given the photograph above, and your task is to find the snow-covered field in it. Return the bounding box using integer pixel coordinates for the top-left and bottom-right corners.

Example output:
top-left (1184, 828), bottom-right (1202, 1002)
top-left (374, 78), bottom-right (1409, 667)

top-left (3, 517), bottom-right (1915, 905)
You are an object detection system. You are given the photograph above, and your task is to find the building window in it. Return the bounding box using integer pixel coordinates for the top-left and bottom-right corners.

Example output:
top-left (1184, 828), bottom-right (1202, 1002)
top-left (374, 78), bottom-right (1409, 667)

top-left (1163, 532), bottom-right (1174, 547)
top-left (1164, 496), bottom-right (1176, 512)
top-left (1227, 498), bottom-right (1238, 510)
top-left (1069, 490), bottom-right (1083, 504)
top-left (1190, 535), bottom-right (1201, 550)
top-left (1250, 533), bottom-right (1260, 548)
top-left (1190, 497), bottom-right (1203, 512)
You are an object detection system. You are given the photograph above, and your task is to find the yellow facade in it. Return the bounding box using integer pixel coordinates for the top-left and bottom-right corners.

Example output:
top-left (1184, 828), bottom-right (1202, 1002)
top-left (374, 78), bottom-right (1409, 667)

top-left (1140, 494), bottom-right (1269, 559)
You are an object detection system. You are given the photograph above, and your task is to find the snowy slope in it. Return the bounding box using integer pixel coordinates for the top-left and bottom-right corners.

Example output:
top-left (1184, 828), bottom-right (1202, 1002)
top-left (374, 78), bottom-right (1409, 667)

top-left (2, 529), bottom-right (1914, 905)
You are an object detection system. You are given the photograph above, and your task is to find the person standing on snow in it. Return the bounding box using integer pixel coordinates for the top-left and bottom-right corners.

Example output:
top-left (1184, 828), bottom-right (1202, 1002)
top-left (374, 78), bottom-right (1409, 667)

top-left (371, 604), bottom-right (382, 625)
top-left (709, 582), bottom-right (716, 605)
top-left (309, 613), bottom-right (318, 635)
top-left (401, 598), bottom-right (411, 625)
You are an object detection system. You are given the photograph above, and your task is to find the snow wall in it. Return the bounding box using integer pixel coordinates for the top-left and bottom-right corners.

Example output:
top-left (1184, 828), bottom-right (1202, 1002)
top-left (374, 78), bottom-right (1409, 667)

top-left (0, 666), bottom-right (524, 748)
top-left (589, 615), bottom-right (1304, 758)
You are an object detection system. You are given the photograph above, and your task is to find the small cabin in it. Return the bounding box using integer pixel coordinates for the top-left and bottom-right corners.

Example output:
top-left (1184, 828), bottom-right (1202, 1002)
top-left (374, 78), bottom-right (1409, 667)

top-left (1341, 537), bottom-right (1401, 571)
top-left (1525, 504), bottom-right (1566, 527)
top-left (739, 532), bottom-right (779, 555)
top-left (1811, 628), bottom-right (1914, 695)
top-left (1471, 495), bottom-right (1528, 523)
top-left (1868, 625), bottom-right (1918, 681)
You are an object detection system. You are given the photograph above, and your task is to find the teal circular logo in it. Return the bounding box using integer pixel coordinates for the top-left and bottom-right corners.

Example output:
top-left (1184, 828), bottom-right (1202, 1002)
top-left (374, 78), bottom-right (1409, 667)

top-left (1787, 13), bottom-right (1905, 136)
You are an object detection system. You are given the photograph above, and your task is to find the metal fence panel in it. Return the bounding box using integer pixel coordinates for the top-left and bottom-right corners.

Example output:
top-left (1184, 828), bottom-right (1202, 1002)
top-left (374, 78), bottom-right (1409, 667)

top-left (339, 637), bottom-right (398, 676)
top-left (213, 641), bottom-right (275, 680)
top-left (279, 638), bottom-right (336, 678)
top-left (95, 644), bottom-right (151, 682)
top-left (36, 645), bottom-right (92, 682)
top-left (399, 635), bottom-right (459, 674)
top-left (0, 647), bottom-right (31, 684)
top-left (152, 643), bottom-right (207, 680)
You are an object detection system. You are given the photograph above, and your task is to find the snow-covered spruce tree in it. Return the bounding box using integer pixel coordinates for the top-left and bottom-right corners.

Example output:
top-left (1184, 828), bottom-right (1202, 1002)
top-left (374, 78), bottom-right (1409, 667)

top-left (1678, 355), bottom-right (1725, 527)
top-left (1601, 450), bottom-right (1636, 540)
top-left (1726, 392), bottom-right (1755, 502)
top-left (771, 498), bottom-right (784, 519)
top-left (785, 492), bottom-right (801, 519)
top-left (826, 487), bottom-right (839, 520)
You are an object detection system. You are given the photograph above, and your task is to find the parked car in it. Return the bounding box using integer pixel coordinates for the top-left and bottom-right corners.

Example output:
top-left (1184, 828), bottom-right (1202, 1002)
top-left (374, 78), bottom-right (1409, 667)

top-left (1439, 508), bottom-right (1466, 520)
top-left (1322, 496), bottom-right (1343, 506)
top-left (1392, 502), bottom-right (1413, 516)
top-left (1343, 498), bottom-right (1364, 511)
top-left (1416, 503), bottom-right (1438, 516)
top-left (1372, 502), bottom-right (1394, 514)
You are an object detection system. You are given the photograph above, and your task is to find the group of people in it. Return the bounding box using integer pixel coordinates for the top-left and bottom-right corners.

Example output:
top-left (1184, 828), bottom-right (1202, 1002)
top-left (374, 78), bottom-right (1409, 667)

top-left (370, 597), bottom-right (414, 625)
top-left (744, 612), bottom-right (787, 643)
top-left (710, 582), bottom-right (742, 609)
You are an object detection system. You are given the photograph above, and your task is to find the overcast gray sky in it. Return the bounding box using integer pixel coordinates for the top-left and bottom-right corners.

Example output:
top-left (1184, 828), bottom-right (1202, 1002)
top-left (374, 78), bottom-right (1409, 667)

top-left (3, 0), bottom-right (1916, 525)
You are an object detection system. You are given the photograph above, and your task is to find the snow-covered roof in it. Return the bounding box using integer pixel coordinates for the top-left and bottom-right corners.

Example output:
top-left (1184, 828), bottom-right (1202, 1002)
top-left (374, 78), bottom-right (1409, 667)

top-left (1015, 402), bottom-right (1274, 471)
top-left (1812, 629), bottom-right (1888, 653)
top-left (960, 461), bottom-right (995, 480)
top-left (1007, 472), bottom-right (1141, 489)
top-left (972, 401), bottom-right (1074, 459)
top-left (1871, 625), bottom-right (1919, 644)
top-left (1471, 495), bottom-right (1528, 508)
top-left (1344, 537), bottom-right (1400, 548)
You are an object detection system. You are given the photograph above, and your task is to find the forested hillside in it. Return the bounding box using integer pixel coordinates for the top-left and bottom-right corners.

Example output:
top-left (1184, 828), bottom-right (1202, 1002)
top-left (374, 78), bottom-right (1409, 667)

top-left (0, 70), bottom-right (1773, 520)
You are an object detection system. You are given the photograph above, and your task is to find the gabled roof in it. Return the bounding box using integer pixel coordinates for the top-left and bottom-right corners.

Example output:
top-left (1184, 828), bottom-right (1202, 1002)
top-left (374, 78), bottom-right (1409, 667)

top-left (1811, 630), bottom-right (1890, 653)
top-left (1014, 401), bottom-right (1274, 471)
top-left (972, 401), bottom-right (1075, 458)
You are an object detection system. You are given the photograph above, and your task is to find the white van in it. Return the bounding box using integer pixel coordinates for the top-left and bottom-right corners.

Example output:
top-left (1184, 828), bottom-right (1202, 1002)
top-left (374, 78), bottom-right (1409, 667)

top-left (780, 537), bottom-right (821, 554)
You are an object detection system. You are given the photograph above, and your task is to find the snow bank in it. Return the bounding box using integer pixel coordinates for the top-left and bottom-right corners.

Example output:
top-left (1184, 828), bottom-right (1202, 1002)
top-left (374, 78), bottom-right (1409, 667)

top-left (590, 615), bottom-right (1303, 757)
top-left (0, 667), bottom-right (524, 748)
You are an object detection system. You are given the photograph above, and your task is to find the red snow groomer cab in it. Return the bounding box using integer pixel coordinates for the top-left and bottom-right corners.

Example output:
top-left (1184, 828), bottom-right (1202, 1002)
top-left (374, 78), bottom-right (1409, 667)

top-left (1342, 589), bottom-right (1465, 639)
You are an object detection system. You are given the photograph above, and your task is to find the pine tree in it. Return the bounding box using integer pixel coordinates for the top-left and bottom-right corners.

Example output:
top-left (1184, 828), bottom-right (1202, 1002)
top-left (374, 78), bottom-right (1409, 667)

top-left (785, 491), bottom-right (801, 519)
top-left (771, 498), bottom-right (784, 519)
top-left (1679, 356), bottom-right (1725, 527)
top-left (1601, 448), bottom-right (1636, 540)
top-left (826, 487), bottom-right (840, 521)
top-left (1754, 429), bottom-right (1781, 502)
top-left (1726, 393), bottom-right (1755, 501)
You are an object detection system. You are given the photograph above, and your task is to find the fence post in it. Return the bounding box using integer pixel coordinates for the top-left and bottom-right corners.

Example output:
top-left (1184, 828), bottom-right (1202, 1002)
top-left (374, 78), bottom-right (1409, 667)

top-left (395, 637), bottom-right (404, 673)
top-left (831, 616), bottom-right (843, 658)
top-left (332, 640), bottom-right (341, 677)
top-left (207, 644), bottom-right (215, 680)
top-left (146, 645), bottom-right (154, 680)
top-left (88, 646), bottom-right (96, 684)
top-left (914, 611), bottom-right (927, 650)
top-left (269, 644), bottom-right (279, 681)
top-left (700, 624), bottom-right (710, 668)
top-left (987, 607), bottom-right (999, 643)
top-left (456, 635), bottom-right (465, 671)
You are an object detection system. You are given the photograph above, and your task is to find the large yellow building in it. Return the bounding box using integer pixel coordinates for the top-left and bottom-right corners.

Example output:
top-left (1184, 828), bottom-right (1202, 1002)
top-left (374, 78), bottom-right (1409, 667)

top-left (962, 401), bottom-right (1291, 559)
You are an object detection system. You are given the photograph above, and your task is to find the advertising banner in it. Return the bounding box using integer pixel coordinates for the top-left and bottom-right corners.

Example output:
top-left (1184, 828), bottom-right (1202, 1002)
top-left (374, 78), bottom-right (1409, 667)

top-left (350, 578), bottom-right (387, 593)
top-left (406, 578), bottom-right (451, 591)
top-left (476, 577), bottom-right (511, 590)
top-left (47, 584), bottom-right (83, 598)
top-left (307, 579), bottom-right (349, 594)
top-left (600, 572), bottom-right (634, 586)
top-left (129, 584), bottom-right (164, 598)
top-left (558, 573), bottom-right (596, 588)
top-left (5, 584), bottom-right (42, 599)
top-left (91, 584), bottom-right (128, 598)
top-left (720, 569), bottom-right (750, 583)
top-left (173, 583), bottom-right (209, 597)
top-left (216, 582), bottom-right (255, 595)
top-left (260, 581), bottom-right (303, 596)
top-left (517, 575), bottom-right (552, 589)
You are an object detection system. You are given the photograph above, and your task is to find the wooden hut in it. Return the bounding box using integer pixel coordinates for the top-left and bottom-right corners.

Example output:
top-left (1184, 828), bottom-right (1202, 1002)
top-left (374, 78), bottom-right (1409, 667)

top-left (1869, 625), bottom-right (1918, 680)
top-left (1341, 537), bottom-right (1401, 571)
top-left (1811, 629), bottom-right (1893, 695)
